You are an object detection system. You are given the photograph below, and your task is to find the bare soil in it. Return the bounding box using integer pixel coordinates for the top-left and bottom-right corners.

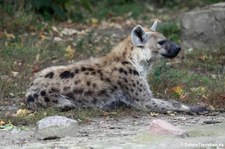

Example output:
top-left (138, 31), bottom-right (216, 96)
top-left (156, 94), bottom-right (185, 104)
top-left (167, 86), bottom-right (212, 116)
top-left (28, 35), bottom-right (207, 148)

top-left (1, 112), bottom-right (225, 149)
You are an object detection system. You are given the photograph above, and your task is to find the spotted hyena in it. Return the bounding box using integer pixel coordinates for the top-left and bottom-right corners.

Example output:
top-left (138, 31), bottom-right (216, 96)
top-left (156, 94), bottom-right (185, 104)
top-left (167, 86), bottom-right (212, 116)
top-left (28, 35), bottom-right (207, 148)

top-left (25, 21), bottom-right (208, 114)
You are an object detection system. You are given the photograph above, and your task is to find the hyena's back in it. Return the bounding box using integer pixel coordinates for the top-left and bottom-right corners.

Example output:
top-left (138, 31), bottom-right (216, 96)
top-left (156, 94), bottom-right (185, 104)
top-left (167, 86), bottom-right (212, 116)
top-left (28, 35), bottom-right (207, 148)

top-left (26, 56), bottom-right (138, 110)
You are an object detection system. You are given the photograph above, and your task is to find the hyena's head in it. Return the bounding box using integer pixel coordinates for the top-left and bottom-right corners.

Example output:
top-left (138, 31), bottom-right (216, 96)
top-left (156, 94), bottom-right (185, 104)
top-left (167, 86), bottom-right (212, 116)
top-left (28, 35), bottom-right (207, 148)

top-left (130, 21), bottom-right (181, 62)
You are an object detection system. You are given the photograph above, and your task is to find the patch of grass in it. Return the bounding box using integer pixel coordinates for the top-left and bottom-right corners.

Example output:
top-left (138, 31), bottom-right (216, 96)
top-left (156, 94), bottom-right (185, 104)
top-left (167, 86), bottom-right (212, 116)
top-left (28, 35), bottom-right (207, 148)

top-left (149, 47), bottom-right (225, 108)
top-left (2, 107), bottom-right (142, 126)
top-left (2, 108), bottom-right (105, 126)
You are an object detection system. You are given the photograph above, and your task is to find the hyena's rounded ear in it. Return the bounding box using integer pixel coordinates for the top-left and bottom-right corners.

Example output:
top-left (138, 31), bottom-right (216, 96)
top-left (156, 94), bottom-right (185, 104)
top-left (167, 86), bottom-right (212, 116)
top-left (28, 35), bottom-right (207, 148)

top-left (150, 20), bottom-right (158, 31)
top-left (131, 25), bottom-right (147, 47)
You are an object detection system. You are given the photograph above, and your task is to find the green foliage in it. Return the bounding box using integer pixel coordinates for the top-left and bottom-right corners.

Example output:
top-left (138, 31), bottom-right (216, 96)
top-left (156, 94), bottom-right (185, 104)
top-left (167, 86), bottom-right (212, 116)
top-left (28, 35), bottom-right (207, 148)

top-left (158, 22), bottom-right (181, 42)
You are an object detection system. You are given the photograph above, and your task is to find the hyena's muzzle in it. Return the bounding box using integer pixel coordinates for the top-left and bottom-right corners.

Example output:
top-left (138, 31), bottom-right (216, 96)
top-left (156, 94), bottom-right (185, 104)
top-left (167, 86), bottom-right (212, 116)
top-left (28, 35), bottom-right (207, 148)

top-left (159, 40), bottom-right (181, 58)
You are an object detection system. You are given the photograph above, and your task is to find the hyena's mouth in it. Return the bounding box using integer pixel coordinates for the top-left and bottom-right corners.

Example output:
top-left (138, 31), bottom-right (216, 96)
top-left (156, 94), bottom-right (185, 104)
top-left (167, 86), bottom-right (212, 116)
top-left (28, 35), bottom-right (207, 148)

top-left (159, 40), bottom-right (181, 59)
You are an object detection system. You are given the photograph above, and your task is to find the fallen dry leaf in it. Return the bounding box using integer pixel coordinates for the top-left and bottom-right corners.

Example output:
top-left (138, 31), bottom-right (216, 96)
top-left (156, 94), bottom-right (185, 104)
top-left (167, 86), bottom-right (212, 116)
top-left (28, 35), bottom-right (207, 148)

top-left (16, 109), bottom-right (31, 117)
top-left (60, 28), bottom-right (78, 36)
top-left (150, 112), bottom-right (159, 117)
top-left (171, 85), bottom-right (184, 97)
top-left (4, 32), bottom-right (15, 39)
top-left (0, 120), bottom-right (5, 126)
top-left (65, 45), bottom-right (75, 60)
top-left (91, 18), bottom-right (99, 25)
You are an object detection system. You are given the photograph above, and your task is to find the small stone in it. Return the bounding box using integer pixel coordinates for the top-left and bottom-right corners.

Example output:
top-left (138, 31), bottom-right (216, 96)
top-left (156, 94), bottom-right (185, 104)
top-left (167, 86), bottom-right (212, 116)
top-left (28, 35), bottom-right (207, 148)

top-left (149, 119), bottom-right (188, 138)
top-left (36, 116), bottom-right (78, 139)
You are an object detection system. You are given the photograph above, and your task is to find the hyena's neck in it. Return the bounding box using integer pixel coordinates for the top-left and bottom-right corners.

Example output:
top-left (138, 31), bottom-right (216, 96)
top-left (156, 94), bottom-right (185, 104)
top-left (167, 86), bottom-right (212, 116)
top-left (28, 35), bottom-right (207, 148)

top-left (106, 36), bottom-right (150, 76)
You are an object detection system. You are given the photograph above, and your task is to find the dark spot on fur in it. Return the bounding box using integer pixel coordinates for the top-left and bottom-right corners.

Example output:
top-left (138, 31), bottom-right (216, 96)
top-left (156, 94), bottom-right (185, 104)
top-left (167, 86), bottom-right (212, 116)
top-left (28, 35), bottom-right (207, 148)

top-left (30, 83), bottom-right (34, 86)
top-left (98, 89), bottom-right (107, 96)
top-left (84, 90), bottom-right (94, 96)
top-left (44, 97), bottom-right (50, 102)
top-left (52, 99), bottom-right (58, 103)
top-left (81, 67), bottom-right (86, 71)
top-left (119, 68), bottom-right (128, 75)
top-left (75, 69), bottom-right (79, 74)
top-left (40, 90), bottom-right (46, 96)
top-left (63, 86), bottom-right (70, 91)
top-left (93, 83), bottom-right (97, 88)
top-left (27, 95), bottom-right (34, 102)
top-left (91, 71), bottom-right (96, 75)
top-left (77, 100), bottom-right (83, 103)
top-left (86, 68), bottom-right (94, 71)
top-left (60, 71), bottom-right (74, 79)
top-left (138, 88), bottom-right (142, 92)
top-left (123, 78), bottom-right (128, 83)
top-left (131, 89), bottom-right (134, 92)
top-left (146, 105), bottom-right (152, 109)
top-left (45, 72), bottom-right (54, 79)
top-left (122, 61), bottom-right (130, 65)
top-left (49, 88), bottom-right (59, 93)
top-left (161, 101), bottom-right (165, 105)
top-left (132, 83), bottom-right (136, 87)
top-left (92, 98), bottom-right (98, 104)
top-left (113, 85), bottom-right (118, 90)
top-left (74, 80), bottom-right (80, 85)
top-left (100, 76), bottom-right (104, 81)
top-left (86, 81), bottom-right (91, 86)
top-left (66, 93), bottom-right (74, 99)
top-left (113, 67), bottom-right (117, 71)
top-left (105, 78), bottom-right (111, 83)
top-left (97, 70), bottom-right (101, 73)
top-left (85, 72), bottom-right (89, 75)
top-left (129, 68), bottom-right (133, 74)
top-left (53, 95), bottom-right (59, 98)
top-left (135, 98), bottom-right (139, 101)
top-left (135, 92), bottom-right (139, 96)
top-left (117, 81), bottom-right (122, 86)
top-left (111, 85), bottom-right (118, 92)
top-left (34, 94), bottom-right (39, 98)
top-left (73, 88), bottom-right (84, 94)
top-left (133, 70), bottom-right (139, 76)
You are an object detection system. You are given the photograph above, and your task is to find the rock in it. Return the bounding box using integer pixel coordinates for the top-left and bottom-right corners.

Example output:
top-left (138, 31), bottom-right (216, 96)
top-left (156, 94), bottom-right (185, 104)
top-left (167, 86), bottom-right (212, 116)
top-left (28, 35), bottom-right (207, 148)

top-left (36, 116), bottom-right (78, 139)
top-left (180, 2), bottom-right (225, 49)
top-left (149, 119), bottom-right (188, 138)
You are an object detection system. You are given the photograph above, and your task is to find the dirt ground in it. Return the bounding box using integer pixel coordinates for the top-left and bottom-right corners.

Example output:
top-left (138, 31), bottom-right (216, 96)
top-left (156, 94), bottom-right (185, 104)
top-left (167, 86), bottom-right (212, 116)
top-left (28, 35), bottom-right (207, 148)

top-left (1, 112), bottom-right (225, 149)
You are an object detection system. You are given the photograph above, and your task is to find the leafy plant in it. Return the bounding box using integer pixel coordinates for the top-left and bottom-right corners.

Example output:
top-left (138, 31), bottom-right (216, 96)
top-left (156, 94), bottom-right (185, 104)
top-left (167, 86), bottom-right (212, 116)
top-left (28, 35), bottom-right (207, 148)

top-left (158, 21), bottom-right (181, 42)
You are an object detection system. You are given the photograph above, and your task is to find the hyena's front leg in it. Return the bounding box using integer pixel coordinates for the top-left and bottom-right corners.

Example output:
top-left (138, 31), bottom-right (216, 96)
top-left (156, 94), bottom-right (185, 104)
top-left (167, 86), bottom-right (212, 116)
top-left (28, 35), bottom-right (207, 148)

top-left (125, 79), bottom-right (208, 114)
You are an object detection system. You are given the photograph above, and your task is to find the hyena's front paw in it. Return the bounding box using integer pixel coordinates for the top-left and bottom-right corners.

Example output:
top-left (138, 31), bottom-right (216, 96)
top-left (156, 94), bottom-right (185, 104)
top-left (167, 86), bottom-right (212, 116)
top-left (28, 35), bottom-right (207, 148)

top-left (189, 105), bottom-right (211, 115)
top-left (25, 95), bottom-right (38, 111)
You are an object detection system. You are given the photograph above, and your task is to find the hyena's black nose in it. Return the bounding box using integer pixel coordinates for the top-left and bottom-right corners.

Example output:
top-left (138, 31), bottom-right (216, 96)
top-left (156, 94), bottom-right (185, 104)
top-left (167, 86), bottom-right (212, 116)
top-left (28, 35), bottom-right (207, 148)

top-left (161, 40), bottom-right (181, 59)
top-left (175, 44), bottom-right (181, 52)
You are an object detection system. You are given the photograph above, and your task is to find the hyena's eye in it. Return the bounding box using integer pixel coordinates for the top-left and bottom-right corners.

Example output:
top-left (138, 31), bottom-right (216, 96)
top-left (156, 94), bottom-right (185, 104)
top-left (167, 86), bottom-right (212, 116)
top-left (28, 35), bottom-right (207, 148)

top-left (158, 40), bottom-right (166, 45)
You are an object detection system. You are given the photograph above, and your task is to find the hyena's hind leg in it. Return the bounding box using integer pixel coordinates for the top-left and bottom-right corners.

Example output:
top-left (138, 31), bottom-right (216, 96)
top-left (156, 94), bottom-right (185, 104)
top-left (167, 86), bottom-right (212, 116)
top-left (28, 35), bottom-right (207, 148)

top-left (26, 90), bottom-right (76, 111)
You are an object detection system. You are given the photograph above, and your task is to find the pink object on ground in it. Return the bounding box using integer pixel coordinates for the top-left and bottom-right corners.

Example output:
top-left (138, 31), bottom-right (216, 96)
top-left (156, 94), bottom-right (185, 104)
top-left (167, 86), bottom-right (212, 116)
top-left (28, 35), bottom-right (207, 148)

top-left (149, 119), bottom-right (188, 138)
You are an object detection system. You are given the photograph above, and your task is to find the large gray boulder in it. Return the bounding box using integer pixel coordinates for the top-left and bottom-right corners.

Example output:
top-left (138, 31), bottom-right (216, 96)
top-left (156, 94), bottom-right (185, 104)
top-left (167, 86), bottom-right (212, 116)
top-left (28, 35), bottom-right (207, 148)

top-left (36, 116), bottom-right (78, 139)
top-left (181, 2), bottom-right (225, 49)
